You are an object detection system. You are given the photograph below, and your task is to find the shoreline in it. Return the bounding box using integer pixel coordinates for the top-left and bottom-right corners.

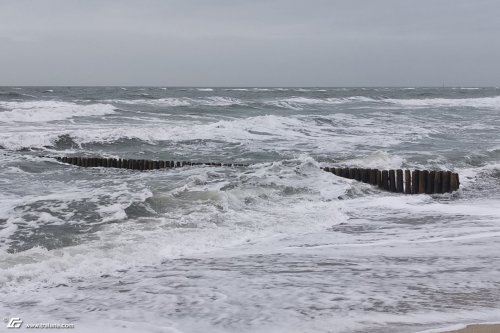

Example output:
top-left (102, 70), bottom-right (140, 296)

top-left (420, 323), bottom-right (500, 333)
top-left (443, 324), bottom-right (500, 333)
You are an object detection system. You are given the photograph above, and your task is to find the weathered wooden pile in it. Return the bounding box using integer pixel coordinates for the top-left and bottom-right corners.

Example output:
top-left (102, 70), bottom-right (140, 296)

top-left (322, 167), bottom-right (459, 194)
top-left (56, 156), bottom-right (247, 170)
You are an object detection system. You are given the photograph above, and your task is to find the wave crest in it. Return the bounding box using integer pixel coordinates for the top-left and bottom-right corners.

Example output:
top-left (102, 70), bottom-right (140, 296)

top-left (0, 101), bottom-right (116, 123)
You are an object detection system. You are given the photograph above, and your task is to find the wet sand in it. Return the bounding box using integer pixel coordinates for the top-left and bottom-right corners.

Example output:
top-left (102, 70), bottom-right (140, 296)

top-left (442, 324), bottom-right (500, 333)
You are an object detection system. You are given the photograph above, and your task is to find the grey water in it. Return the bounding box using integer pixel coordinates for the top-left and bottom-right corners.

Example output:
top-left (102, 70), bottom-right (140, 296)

top-left (1, 87), bottom-right (499, 332)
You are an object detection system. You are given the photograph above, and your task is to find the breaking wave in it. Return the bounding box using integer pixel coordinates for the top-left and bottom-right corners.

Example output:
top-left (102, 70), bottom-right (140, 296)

top-left (0, 101), bottom-right (116, 123)
top-left (385, 96), bottom-right (500, 108)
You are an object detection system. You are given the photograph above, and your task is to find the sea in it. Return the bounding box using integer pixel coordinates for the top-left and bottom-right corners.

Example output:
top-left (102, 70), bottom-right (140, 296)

top-left (1, 87), bottom-right (499, 333)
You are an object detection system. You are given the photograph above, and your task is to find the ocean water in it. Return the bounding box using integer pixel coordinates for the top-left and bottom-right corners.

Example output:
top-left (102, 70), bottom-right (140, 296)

top-left (0, 87), bottom-right (499, 333)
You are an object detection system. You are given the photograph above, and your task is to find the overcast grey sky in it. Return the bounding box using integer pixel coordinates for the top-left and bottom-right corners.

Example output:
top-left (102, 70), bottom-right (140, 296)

top-left (0, 0), bottom-right (499, 86)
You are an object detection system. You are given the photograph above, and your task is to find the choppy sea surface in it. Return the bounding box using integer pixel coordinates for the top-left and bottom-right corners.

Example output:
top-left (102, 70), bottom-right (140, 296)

top-left (1, 87), bottom-right (499, 333)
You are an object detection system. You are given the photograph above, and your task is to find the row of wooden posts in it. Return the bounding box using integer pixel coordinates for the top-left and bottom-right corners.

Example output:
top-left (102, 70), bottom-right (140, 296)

top-left (56, 156), bottom-right (459, 194)
top-left (322, 167), bottom-right (459, 194)
top-left (56, 156), bottom-right (248, 170)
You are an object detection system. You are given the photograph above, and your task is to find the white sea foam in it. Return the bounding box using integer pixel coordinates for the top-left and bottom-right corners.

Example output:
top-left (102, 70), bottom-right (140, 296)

top-left (267, 96), bottom-right (378, 109)
top-left (2, 88), bottom-right (500, 333)
top-left (106, 96), bottom-right (245, 107)
top-left (0, 101), bottom-right (116, 123)
top-left (385, 96), bottom-right (500, 108)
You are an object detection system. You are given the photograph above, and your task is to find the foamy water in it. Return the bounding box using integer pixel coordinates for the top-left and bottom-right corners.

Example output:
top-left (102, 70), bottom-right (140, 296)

top-left (1, 87), bottom-right (499, 333)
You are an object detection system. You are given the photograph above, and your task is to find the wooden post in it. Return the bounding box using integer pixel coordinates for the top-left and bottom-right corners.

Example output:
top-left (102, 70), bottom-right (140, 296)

top-left (418, 170), bottom-right (426, 194)
top-left (412, 170), bottom-right (419, 194)
top-left (355, 168), bottom-right (362, 181)
top-left (426, 171), bottom-right (434, 194)
top-left (381, 170), bottom-right (389, 190)
top-left (389, 170), bottom-right (396, 192)
top-left (405, 170), bottom-right (411, 194)
top-left (442, 171), bottom-right (451, 193)
top-left (348, 168), bottom-right (355, 179)
top-left (176, 161), bottom-right (181, 167)
top-left (450, 172), bottom-right (459, 191)
top-left (342, 168), bottom-right (349, 178)
top-left (364, 169), bottom-right (371, 183)
top-left (396, 169), bottom-right (404, 192)
top-left (434, 171), bottom-right (442, 194)
top-left (324, 167), bottom-right (330, 172)
top-left (369, 169), bottom-right (377, 185)
top-left (376, 170), bottom-right (382, 187)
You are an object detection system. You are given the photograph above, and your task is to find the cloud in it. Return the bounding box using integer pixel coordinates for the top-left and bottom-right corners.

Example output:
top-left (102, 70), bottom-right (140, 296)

top-left (0, 0), bottom-right (499, 86)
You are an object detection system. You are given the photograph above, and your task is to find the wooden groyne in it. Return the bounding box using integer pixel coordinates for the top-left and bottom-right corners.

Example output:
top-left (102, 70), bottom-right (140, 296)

top-left (56, 156), bottom-right (248, 170)
top-left (55, 156), bottom-right (459, 194)
top-left (321, 167), bottom-right (459, 194)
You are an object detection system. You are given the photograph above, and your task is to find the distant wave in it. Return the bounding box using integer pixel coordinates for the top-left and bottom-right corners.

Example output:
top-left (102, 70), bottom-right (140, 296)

top-left (0, 101), bottom-right (116, 123)
top-left (266, 96), bottom-right (377, 110)
top-left (385, 96), bottom-right (500, 108)
top-left (104, 95), bottom-right (382, 110)
top-left (107, 96), bottom-right (246, 107)
top-left (0, 91), bottom-right (36, 99)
